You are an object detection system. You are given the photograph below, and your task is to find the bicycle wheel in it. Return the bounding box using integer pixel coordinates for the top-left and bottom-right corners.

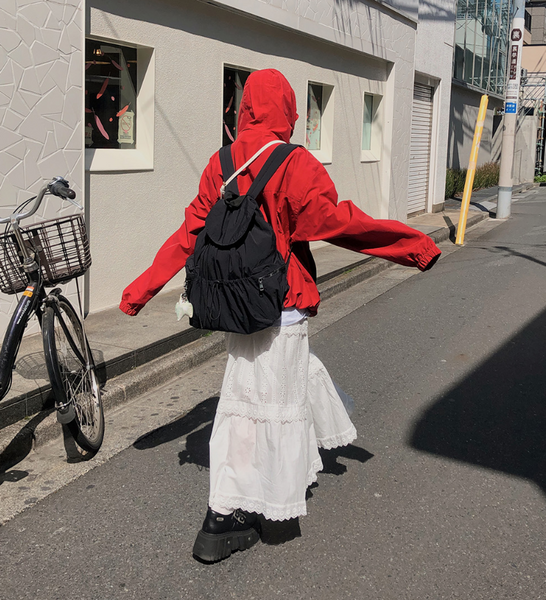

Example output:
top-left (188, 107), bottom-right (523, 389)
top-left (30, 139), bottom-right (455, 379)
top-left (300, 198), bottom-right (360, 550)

top-left (42, 294), bottom-right (104, 452)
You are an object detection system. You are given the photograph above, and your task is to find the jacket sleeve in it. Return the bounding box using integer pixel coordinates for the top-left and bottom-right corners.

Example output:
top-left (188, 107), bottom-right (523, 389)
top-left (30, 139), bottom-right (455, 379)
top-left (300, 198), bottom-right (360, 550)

top-left (291, 159), bottom-right (441, 271)
top-left (119, 160), bottom-right (219, 316)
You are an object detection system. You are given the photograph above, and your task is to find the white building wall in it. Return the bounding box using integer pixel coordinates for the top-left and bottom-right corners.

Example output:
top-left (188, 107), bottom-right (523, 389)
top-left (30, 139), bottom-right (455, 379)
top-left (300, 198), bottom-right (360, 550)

top-left (87, 0), bottom-right (419, 313)
top-left (0, 0), bottom-right (84, 334)
top-left (449, 85), bottom-right (504, 170)
top-left (414, 0), bottom-right (457, 208)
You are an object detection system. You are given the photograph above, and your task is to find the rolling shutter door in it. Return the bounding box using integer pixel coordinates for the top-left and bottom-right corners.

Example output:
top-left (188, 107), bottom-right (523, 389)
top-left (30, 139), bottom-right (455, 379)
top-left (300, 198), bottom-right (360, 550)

top-left (408, 83), bottom-right (433, 215)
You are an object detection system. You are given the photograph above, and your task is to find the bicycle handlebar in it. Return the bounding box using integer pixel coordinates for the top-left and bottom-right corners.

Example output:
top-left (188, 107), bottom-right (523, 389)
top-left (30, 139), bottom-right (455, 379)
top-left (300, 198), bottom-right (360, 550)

top-left (49, 178), bottom-right (76, 201)
top-left (0, 177), bottom-right (79, 226)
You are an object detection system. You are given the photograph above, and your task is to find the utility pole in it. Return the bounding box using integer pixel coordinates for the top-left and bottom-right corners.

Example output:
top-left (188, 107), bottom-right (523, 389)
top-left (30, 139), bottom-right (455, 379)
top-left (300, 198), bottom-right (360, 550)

top-left (497, 0), bottom-right (526, 219)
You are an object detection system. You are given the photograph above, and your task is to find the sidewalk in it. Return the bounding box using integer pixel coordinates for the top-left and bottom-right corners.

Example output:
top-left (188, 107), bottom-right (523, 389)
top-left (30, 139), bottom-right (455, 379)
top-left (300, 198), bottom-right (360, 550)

top-left (0, 184), bottom-right (535, 462)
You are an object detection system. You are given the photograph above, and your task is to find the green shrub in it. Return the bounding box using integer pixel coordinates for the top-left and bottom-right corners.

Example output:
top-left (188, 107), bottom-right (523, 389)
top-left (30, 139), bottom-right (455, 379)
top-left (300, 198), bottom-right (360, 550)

top-left (445, 169), bottom-right (456, 199)
top-left (445, 162), bottom-right (499, 198)
top-left (534, 174), bottom-right (546, 183)
top-left (473, 161), bottom-right (500, 190)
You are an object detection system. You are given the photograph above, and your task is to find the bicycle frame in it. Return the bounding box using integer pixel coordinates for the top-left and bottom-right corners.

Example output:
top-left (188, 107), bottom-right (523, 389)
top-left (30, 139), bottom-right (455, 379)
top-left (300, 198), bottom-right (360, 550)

top-left (43, 292), bottom-right (88, 366)
top-left (0, 177), bottom-right (103, 452)
top-left (0, 270), bottom-right (42, 400)
top-left (0, 280), bottom-right (89, 405)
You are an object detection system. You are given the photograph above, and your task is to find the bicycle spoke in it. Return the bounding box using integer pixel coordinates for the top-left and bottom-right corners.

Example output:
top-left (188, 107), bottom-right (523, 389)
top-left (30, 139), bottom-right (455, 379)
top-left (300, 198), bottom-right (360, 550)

top-left (51, 300), bottom-right (103, 448)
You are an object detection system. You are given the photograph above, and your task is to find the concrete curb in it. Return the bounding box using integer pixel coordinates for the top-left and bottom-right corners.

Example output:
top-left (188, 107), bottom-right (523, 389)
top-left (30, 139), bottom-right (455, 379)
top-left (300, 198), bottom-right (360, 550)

top-left (0, 212), bottom-right (489, 466)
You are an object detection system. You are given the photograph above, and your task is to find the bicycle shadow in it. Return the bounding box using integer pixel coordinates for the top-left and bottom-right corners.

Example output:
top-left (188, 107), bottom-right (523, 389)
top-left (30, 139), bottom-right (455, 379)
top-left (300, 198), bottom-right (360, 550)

top-left (15, 352), bottom-right (49, 381)
top-left (134, 395), bottom-right (374, 544)
top-left (0, 346), bottom-right (105, 474)
top-left (0, 408), bottom-right (53, 481)
top-left (15, 347), bottom-right (105, 378)
top-left (0, 407), bottom-right (98, 480)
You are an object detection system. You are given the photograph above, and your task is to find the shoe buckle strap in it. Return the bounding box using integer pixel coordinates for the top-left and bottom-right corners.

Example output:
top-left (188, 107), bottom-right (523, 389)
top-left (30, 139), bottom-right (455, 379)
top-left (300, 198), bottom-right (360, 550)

top-left (233, 509), bottom-right (246, 525)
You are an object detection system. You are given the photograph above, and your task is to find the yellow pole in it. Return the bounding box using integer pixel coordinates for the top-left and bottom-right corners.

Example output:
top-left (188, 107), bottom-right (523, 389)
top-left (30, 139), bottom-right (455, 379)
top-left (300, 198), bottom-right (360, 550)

top-left (455, 94), bottom-right (489, 246)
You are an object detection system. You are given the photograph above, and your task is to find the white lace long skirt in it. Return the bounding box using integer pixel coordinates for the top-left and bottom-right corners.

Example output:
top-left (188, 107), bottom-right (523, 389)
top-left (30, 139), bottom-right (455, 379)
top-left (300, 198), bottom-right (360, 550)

top-left (208, 320), bottom-right (357, 521)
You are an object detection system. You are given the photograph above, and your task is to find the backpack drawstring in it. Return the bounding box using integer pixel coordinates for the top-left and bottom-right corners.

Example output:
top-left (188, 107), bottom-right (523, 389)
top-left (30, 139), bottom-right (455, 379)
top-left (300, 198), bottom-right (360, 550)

top-left (208, 280), bottom-right (222, 324)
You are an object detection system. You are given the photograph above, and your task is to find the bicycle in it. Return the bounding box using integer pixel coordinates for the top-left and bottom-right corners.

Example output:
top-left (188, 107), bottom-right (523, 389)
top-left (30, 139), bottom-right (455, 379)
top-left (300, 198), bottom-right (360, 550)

top-left (0, 177), bottom-right (104, 453)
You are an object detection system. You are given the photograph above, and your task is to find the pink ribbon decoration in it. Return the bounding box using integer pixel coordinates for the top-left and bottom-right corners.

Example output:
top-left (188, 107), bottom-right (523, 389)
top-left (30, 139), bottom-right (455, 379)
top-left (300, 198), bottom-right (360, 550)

top-left (94, 114), bottom-right (110, 140)
top-left (223, 122), bottom-right (235, 143)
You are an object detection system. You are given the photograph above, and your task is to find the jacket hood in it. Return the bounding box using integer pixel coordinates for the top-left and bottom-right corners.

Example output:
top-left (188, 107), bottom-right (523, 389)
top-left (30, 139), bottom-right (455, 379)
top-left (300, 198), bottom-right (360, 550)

top-left (237, 69), bottom-right (299, 142)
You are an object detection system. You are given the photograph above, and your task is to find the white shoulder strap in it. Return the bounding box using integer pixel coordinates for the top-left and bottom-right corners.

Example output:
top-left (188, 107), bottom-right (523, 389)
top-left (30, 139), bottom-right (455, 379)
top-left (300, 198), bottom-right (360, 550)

top-left (221, 140), bottom-right (285, 197)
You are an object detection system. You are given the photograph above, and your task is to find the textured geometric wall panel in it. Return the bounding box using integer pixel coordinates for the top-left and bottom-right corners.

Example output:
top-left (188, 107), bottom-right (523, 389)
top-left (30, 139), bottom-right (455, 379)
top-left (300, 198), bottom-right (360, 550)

top-left (0, 0), bottom-right (84, 334)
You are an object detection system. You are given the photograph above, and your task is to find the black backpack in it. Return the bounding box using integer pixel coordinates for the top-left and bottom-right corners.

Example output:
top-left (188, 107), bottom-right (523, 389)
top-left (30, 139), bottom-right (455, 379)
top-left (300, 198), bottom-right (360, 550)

top-left (185, 142), bottom-right (299, 334)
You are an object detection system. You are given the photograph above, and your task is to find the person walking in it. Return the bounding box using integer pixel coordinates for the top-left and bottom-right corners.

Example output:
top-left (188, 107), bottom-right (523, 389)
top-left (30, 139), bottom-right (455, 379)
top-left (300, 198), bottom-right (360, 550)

top-left (120, 68), bottom-right (441, 563)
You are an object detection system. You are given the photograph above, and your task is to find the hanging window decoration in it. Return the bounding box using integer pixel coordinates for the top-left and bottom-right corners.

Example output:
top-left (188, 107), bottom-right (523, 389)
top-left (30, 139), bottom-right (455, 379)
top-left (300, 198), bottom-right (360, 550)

top-left (306, 83), bottom-right (323, 151)
top-left (85, 40), bottom-right (137, 149)
top-left (223, 67), bottom-right (251, 146)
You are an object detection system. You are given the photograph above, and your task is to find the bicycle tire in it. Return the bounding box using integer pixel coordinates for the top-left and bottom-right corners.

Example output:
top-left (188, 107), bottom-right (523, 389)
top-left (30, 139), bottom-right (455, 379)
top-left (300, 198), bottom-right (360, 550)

top-left (42, 294), bottom-right (104, 452)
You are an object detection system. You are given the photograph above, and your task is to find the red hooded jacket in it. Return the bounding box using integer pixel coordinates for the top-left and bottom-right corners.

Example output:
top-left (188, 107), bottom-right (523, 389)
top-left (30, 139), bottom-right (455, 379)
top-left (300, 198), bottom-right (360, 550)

top-left (120, 69), bottom-right (441, 317)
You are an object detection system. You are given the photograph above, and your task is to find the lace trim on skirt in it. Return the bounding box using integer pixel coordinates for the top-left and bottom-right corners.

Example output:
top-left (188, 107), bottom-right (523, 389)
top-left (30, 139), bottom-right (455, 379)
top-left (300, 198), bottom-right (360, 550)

top-left (317, 424), bottom-right (357, 450)
top-left (210, 457), bottom-right (323, 521)
top-left (216, 400), bottom-right (307, 423)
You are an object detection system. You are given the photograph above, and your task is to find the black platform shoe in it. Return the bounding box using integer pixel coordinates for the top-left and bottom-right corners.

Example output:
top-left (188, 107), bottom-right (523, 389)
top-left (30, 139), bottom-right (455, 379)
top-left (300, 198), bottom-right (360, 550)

top-left (192, 508), bottom-right (260, 563)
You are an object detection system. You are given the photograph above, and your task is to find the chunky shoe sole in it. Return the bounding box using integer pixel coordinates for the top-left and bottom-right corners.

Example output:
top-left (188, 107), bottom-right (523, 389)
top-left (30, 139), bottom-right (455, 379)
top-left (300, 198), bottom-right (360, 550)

top-left (193, 527), bottom-right (260, 562)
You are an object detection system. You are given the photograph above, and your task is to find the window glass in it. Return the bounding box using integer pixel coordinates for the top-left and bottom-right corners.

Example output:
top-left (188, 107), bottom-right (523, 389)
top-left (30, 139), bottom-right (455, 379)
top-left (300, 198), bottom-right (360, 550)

top-left (85, 40), bottom-right (137, 150)
top-left (223, 67), bottom-right (251, 145)
top-left (306, 83), bottom-right (323, 151)
top-left (362, 94), bottom-right (374, 151)
top-left (453, 0), bottom-right (509, 95)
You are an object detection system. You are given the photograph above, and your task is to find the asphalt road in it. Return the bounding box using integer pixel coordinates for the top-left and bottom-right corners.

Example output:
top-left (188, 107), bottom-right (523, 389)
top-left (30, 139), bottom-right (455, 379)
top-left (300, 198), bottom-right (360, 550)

top-left (1, 191), bottom-right (546, 599)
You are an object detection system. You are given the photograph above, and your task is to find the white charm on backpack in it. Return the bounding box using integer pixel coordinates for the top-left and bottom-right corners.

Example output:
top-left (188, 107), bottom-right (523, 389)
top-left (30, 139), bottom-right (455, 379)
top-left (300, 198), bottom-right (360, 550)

top-left (175, 294), bottom-right (193, 320)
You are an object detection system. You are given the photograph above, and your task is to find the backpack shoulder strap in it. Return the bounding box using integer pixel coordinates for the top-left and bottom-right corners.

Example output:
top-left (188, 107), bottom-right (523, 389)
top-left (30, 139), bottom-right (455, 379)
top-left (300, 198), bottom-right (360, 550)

top-left (219, 145), bottom-right (239, 196)
top-left (246, 143), bottom-right (301, 202)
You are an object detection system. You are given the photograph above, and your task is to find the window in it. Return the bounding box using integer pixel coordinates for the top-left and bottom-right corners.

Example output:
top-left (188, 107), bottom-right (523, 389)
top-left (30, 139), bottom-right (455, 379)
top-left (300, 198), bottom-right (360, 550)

top-left (306, 83), bottom-right (323, 150)
top-left (525, 10), bottom-right (532, 33)
top-left (361, 93), bottom-right (382, 162)
top-left (85, 38), bottom-right (154, 172)
top-left (305, 82), bottom-right (334, 163)
top-left (223, 67), bottom-right (251, 145)
top-left (85, 40), bottom-right (137, 150)
top-left (362, 94), bottom-right (374, 151)
top-left (453, 0), bottom-right (510, 95)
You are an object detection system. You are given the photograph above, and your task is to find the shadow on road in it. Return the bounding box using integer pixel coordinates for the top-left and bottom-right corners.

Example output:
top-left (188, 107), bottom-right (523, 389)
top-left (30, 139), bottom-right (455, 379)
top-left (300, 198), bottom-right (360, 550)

top-left (319, 444), bottom-right (374, 475)
top-left (134, 395), bottom-right (375, 542)
top-left (0, 408), bottom-right (54, 481)
top-left (133, 396), bottom-right (219, 454)
top-left (409, 306), bottom-right (546, 495)
top-left (489, 245), bottom-right (546, 269)
top-left (135, 395), bottom-right (373, 475)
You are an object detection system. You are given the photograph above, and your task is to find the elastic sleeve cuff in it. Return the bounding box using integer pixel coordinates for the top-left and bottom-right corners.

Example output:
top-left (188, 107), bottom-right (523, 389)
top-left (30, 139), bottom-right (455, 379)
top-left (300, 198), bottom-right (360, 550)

top-left (417, 246), bottom-right (442, 271)
top-left (119, 300), bottom-right (142, 316)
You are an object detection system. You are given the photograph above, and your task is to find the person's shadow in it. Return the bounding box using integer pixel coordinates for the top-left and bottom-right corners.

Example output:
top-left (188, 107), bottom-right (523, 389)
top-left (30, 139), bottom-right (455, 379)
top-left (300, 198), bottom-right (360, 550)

top-left (134, 395), bottom-right (374, 544)
top-left (133, 396), bottom-right (219, 455)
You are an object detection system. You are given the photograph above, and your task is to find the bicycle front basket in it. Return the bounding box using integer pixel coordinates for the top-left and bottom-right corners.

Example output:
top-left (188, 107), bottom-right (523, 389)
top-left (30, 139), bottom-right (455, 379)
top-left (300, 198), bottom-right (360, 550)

top-left (0, 214), bottom-right (92, 295)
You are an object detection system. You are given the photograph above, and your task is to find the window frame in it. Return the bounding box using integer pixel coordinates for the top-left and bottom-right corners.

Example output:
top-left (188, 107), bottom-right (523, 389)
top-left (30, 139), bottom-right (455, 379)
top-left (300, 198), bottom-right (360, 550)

top-left (305, 81), bottom-right (334, 164)
top-left (361, 92), bottom-right (382, 163)
top-left (85, 38), bottom-right (155, 172)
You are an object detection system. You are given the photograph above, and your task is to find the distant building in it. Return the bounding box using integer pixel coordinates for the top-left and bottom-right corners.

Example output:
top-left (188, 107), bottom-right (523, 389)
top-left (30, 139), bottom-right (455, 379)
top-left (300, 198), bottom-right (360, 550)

top-left (522, 5), bottom-right (546, 175)
top-left (449, 0), bottom-right (510, 171)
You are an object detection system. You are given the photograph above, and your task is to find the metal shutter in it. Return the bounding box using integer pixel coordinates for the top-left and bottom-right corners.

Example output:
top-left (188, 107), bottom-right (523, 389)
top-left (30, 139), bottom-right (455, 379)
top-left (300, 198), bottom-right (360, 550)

top-left (408, 83), bottom-right (433, 215)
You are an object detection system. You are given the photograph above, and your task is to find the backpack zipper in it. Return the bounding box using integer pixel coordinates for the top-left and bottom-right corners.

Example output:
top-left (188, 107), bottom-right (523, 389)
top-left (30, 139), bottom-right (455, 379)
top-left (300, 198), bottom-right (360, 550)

top-left (258, 264), bottom-right (286, 296)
